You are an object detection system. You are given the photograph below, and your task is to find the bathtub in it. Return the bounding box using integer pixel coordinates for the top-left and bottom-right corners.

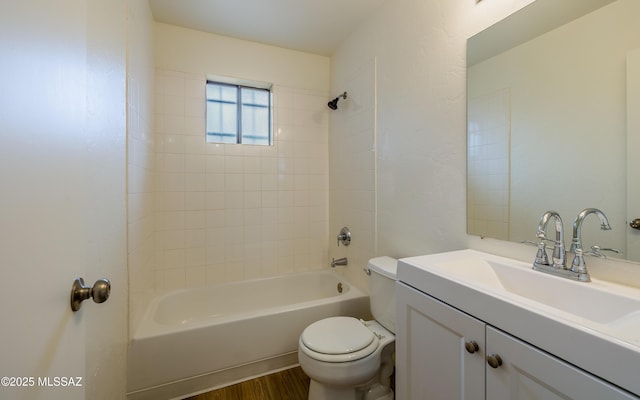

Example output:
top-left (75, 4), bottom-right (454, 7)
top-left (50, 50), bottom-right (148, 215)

top-left (127, 270), bottom-right (370, 400)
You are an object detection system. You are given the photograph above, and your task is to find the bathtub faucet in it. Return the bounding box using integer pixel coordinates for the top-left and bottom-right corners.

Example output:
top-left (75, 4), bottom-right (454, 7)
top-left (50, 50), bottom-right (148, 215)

top-left (331, 257), bottom-right (348, 268)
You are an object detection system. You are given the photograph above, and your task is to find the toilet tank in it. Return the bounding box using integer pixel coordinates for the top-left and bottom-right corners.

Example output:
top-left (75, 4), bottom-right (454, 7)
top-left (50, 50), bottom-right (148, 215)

top-left (368, 256), bottom-right (398, 333)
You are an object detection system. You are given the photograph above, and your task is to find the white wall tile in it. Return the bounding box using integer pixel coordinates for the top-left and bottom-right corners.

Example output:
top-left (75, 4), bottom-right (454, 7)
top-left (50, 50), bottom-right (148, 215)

top-left (185, 192), bottom-right (205, 210)
top-left (185, 155), bottom-right (206, 173)
top-left (154, 68), bottom-right (329, 287)
top-left (186, 266), bottom-right (206, 287)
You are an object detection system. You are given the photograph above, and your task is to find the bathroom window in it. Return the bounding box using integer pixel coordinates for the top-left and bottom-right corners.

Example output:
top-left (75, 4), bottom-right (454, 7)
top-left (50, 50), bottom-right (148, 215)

top-left (206, 80), bottom-right (272, 146)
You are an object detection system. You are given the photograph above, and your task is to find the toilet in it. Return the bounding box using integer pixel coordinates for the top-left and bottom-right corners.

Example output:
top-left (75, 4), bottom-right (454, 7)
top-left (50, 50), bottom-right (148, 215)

top-left (298, 256), bottom-right (397, 400)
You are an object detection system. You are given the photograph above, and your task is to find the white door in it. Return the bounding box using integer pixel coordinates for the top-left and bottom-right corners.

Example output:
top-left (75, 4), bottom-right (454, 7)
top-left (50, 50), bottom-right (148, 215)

top-left (627, 48), bottom-right (640, 262)
top-left (0, 1), bottom-right (128, 399)
top-left (396, 283), bottom-right (486, 400)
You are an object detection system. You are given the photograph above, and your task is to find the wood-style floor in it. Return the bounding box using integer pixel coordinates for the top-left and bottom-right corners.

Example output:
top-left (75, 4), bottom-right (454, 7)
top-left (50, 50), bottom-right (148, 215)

top-left (185, 367), bottom-right (310, 400)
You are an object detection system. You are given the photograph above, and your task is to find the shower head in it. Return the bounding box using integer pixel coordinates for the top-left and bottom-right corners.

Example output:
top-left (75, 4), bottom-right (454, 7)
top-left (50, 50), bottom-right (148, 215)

top-left (327, 91), bottom-right (347, 110)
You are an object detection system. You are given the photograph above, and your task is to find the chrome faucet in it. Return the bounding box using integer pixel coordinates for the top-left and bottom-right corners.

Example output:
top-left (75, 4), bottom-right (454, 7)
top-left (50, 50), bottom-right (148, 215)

top-left (535, 210), bottom-right (566, 269)
top-left (569, 208), bottom-right (612, 280)
top-left (531, 211), bottom-right (593, 280)
top-left (331, 257), bottom-right (348, 268)
top-left (532, 208), bottom-right (614, 282)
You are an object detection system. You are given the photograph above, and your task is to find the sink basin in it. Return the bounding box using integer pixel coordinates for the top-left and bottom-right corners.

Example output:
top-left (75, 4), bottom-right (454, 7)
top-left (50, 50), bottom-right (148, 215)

top-left (436, 255), bottom-right (640, 326)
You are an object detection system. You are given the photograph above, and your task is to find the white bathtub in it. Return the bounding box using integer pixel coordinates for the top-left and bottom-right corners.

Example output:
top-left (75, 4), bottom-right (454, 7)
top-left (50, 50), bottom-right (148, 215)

top-left (127, 270), bottom-right (370, 400)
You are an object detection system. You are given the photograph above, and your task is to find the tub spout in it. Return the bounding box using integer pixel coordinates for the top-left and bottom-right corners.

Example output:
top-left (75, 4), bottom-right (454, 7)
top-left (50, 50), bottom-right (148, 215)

top-left (331, 257), bottom-right (348, 268)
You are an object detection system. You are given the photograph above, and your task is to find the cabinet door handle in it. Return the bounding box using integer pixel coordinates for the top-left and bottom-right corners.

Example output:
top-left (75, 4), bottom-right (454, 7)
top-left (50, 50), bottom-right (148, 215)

top-left (487, 354), bottom-right (503, 368)
top-left (464, 340), bottom-right (479, 354)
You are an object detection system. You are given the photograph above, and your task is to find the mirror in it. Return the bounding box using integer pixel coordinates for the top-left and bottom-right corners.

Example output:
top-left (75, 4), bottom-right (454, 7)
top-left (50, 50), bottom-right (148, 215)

top-left (467, 0), bottom-right (640, 261)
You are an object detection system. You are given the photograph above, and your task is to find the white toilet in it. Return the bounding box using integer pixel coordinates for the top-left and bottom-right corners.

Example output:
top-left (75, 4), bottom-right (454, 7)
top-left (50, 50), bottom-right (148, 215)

top-left (298, 256), bottom-right (397, 400)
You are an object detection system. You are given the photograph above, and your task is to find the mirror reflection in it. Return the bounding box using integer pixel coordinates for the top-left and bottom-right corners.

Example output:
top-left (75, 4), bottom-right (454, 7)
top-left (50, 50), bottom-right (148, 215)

top-left (467, 0), bottom-right (640, 261)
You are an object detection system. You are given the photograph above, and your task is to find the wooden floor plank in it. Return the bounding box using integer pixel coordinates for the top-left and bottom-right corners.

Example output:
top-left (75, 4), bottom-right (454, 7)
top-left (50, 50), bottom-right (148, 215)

top-left (186, 367), bottom-right (310, 400)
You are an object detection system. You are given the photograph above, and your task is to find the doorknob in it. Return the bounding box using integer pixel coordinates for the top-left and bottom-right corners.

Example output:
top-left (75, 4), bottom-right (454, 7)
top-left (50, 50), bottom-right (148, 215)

top-left (630, 219), bottom-right (640, 230)
top-left (70, 277), bottom-right (111, 312)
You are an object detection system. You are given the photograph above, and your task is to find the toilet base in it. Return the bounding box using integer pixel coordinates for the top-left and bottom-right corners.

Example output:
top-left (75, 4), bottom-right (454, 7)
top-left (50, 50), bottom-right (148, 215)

top-left (308, 380), bottom-right (358, 400)
top-left (364, 383), bottom-right (394, 400)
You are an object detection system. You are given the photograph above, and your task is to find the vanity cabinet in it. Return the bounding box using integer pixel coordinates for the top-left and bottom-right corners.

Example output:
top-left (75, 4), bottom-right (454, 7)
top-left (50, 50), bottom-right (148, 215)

top-left (396, 282), bottom-right (638, 400)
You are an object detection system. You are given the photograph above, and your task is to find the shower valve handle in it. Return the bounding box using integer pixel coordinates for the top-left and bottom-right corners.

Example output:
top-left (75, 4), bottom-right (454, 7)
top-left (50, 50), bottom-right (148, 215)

top-left (337, 227), bottom-right (351, 246)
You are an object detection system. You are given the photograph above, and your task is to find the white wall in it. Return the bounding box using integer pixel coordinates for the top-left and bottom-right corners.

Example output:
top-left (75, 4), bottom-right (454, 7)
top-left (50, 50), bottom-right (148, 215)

top-left (154, 23), bottom-right (329, 92)
top-left (150, 24), bottom-right (332, 290)
top-left (127, 0), bottom-right (156, 334)
top-left (330, 0), bottom-right (538, 265)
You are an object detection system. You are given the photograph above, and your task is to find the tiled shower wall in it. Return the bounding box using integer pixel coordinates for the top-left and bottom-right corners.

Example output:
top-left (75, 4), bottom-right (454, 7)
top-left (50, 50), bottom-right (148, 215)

top-left (154, 69), bottom-right (330, 290)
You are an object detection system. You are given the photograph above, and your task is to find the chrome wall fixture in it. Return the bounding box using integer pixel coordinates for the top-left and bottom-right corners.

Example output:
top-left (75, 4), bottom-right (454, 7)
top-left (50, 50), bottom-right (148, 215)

top-left (337, 226), bottom-right (351, 246)
top-left (331, 257), bottom-right (348, 268)
top-left (327, 92), bottom-right (347, 110)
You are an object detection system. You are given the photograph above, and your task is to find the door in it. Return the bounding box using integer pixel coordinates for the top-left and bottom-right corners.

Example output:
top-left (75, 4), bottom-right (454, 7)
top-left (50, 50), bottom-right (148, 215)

top-left (486, 327), bottom-right (637, 400)
top-left (0, 1), bottom-right (128, 399)
top-left (396, 283), bottom-right (486, 400)
top-left (627, 48), bottom-right (640, 262)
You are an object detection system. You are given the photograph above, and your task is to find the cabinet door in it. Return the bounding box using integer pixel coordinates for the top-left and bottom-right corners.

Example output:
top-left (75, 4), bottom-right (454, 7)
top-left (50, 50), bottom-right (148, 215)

top-left (396, 283), bottom-right (486, 400)
top-left (486, 327), bottom-right (638, 400)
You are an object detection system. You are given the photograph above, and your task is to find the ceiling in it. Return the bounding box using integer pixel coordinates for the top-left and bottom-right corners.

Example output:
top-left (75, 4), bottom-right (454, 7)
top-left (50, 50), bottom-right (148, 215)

top-left (147, 0), bottom-right (385, 56)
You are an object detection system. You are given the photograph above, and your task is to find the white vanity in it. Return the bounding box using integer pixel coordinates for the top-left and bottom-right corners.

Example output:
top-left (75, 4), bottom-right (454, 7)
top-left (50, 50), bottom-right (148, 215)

top-left (396, 250), bottom-right (640, 399)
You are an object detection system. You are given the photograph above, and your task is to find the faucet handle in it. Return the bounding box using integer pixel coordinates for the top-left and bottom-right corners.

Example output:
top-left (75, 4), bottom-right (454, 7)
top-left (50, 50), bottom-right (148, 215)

top-left (534, 241), bottom-right (550, 267)
top-left (570, 248), bottom-right (588, 274)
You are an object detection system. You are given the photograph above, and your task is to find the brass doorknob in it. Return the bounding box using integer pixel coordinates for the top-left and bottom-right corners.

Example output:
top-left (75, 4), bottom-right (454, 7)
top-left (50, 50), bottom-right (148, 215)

top-left (70, 277), bottom-right (111, 312)
top-left (630, 219), bottom-right (640, 230)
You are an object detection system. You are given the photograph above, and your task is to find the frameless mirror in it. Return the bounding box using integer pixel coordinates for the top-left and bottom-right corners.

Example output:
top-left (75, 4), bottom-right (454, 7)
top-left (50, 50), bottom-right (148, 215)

top-left (467, 0), bottom-right (640, 261)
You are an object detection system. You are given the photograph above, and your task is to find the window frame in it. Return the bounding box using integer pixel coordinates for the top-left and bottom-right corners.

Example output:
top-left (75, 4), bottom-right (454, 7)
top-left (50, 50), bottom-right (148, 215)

top-left (205, 79), bottom-right (273, 146)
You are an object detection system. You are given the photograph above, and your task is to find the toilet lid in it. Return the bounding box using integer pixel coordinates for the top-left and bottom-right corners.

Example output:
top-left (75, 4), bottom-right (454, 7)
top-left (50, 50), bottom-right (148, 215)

top-left (301, 317), bottom-right (375, 355)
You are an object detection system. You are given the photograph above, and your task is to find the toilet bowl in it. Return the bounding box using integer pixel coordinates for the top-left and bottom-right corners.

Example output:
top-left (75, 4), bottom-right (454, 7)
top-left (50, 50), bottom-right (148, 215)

top-left (298, 257), bottom-right (397, 400)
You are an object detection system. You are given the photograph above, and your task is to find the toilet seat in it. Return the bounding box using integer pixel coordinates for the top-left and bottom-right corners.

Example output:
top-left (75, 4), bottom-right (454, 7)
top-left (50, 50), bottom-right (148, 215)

top-left (300, 317), bottom-right (379, 363)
